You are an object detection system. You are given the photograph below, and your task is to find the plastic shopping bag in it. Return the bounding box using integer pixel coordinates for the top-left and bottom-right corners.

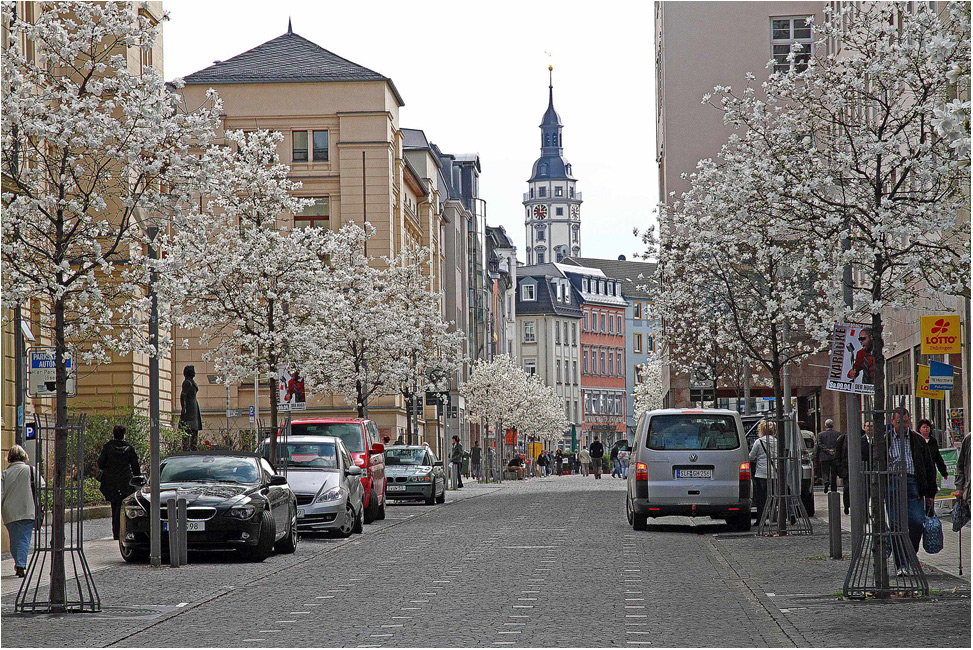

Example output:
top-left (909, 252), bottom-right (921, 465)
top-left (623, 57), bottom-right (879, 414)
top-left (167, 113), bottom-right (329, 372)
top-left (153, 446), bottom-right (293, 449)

top-left (922, 508), bottom-right (944, 554)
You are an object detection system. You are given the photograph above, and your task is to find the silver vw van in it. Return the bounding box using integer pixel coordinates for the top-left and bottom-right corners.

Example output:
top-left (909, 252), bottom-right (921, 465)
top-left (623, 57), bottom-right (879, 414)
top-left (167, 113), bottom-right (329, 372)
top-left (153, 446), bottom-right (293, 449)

top-left (625, 408), bottom-right (752, 531)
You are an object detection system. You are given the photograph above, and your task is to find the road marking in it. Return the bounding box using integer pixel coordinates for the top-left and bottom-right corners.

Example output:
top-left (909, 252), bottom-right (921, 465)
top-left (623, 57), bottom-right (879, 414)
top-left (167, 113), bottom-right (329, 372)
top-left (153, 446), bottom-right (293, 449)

top-left (317, 596), bottom-right (335, 599)
top-left (623, 569), bottom-right (641, 572)
top-left (521, 591), bottom-right (540, 593)
top-left (276, 620), bottom-right (297, 624)
top-left (410, 600), bottom-right (429, 603)
top-left (627, 631), bottom-right (654, 635)
top-left (626, 615), bottom-right (648, 618)
top-left (625, 606), bottom-right (646, 609)
top-left (509, 615), bottom-right (530, 618)
top-left (391, 616), bottom-right (412, 620)
top-left (625, 598), bottom-right (645, 601)
top-left (504, 623), bottom-right (526, 626)
top-left (433, 580), bottom-right (451, 583)
top-left (493, 642), bottom-right (515, 645)
top-left (497, 631), bottom-right (522, 634)
top-left (517, 598), bottom-right (537, 601)
top-left (418, 592), bottom-right (438, 595)
top-left (370, 634), bottom-right (393, 638)
top-left (241, 639), bottom-right (264, 643)
top-left (381, 625), bottom-right (403, 628)
top-left (627, 641), bottom-right (653, 645)
top-left (302, 604), bottom-right (322, 607)
top-left (513, 605), bottom-right (533, 608)
top-left (259, 630), bottom-right (281, 633)
top-left (400, 607), bottom-right (421, 610)
top-left (176, 602), bottom-right (188, 608)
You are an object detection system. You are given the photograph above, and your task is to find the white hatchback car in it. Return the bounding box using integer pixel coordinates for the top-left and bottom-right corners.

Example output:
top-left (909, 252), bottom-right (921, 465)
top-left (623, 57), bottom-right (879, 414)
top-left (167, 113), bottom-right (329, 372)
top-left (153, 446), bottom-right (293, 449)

top-left (626, 408), bottom-right (752, 531)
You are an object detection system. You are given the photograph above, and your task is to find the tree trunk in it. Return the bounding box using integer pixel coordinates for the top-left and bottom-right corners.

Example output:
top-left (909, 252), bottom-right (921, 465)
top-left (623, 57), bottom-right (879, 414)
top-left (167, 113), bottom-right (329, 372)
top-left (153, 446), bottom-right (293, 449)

top-left (51, 297), bottom-right (67, 611)
top-left (869, 261), bottom-right (890, 595)
top-left (771, 359), bottom-right (787, 536)
top-left (268, 369), bottom-right (279, 466)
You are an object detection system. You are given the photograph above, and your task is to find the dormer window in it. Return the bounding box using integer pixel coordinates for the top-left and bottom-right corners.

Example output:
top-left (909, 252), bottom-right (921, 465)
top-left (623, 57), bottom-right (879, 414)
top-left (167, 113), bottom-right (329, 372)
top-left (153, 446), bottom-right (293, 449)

top-left (521, 283), bottom-right (536, 301)
top-left (582, 278), bottom-right (589, 292)
top-left (566, 164), bottom-right (572, 175)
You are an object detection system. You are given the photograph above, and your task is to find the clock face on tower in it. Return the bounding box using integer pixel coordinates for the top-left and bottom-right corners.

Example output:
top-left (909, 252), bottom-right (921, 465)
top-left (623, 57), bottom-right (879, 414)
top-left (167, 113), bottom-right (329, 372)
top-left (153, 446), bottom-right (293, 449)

top-left (533, 205), bottom-right (548, 219)
top-left (570, 205), bottom-right (580, 219)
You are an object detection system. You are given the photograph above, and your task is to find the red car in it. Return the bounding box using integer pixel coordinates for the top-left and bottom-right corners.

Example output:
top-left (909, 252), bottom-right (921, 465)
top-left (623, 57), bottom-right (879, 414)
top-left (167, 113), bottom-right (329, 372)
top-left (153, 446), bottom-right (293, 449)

top-left (286, 418), bottom-right (387, 523)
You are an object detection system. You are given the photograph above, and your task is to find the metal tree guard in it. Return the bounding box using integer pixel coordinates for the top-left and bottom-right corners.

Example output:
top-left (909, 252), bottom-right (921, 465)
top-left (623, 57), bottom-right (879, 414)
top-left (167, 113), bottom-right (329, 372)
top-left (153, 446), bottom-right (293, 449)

top-left (16, 413), bottom-right (100, 613)
top-left (757, 416), bottom-right (812, 536)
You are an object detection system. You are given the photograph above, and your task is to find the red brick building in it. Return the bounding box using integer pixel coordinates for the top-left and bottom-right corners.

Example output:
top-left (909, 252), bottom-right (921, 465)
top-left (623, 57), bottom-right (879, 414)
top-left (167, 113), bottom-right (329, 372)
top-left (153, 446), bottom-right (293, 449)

top-left (562, 265), bottom-right (628, 447)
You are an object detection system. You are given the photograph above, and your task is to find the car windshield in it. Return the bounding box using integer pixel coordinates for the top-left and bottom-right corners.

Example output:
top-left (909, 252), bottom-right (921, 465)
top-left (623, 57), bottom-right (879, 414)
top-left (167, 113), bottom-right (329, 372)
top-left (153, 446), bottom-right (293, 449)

top-left (647, 415), bottom-right (740, 451)
top-left (385, 449), bottom-right (427, 466)
top-left (159, 456), bottom-right (260, 484)
top-left (290, 423), bottom-right (365, 452)
top-left (262, 442), bottom-right (338, 469)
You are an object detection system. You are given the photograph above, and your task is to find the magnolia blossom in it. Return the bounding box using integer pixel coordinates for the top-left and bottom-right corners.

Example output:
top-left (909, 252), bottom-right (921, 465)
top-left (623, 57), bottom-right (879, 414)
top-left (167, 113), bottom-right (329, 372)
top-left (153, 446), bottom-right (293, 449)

top-left (633, 355), bottom-right (665, 419)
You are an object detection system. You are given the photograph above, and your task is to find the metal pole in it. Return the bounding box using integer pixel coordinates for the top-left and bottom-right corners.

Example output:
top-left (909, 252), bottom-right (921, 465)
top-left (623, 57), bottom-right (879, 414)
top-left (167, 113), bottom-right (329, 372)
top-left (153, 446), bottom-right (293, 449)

top-left (828, 491), bottom-right (842, 558)
top-left (167, 498), bottom-right (179, 568)
top-left (743, 361), bottom-right (752, 416)
top-left (148, 227), bottom-right (162, 568)
top-left (177, 498), bottom-right (188, 566)
top-left (842, 221), bottom-right (864, 551)
top-left (14, 304), bottom-right (25, 445)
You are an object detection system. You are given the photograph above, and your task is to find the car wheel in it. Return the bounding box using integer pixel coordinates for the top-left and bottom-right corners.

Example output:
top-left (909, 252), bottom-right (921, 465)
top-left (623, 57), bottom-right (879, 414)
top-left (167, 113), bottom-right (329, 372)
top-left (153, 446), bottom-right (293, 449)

top-left (241, 510), bottom-right (276, 562)
top-left (375, 492), bottom-right (386, 520)
top-left (626, 495), bottom-right (635, 524)
top-left (352, 504), bottom-right (364, 534)
top-left (119, 540), bottom-right (148, 563)
top-left (275, 510), bottom-right (298, 554)
top-left (424, 483), bottom-right (436, 505)
top-left (435, 481), bottom-right (446, 504)
top-left (801, 488), bottom-right (815, 517)
top-left (363, 490), bottom-right (377, 524)
top-left (336, 502), bottom-right (355, 538)
top-left (726, 512), bottom-right (752, 532)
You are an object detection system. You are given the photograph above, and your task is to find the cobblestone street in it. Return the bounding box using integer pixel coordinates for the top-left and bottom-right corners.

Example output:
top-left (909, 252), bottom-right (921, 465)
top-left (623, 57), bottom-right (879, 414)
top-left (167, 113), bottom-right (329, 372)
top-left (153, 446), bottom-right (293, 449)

top-left (2, 477), bottom-right (970, 648)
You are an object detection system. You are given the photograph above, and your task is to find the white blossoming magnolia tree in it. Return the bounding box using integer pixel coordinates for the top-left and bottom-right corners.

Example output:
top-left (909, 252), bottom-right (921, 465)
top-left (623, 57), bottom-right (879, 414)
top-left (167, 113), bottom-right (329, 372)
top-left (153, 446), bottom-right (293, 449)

top-left (1, 2), bottom-right (221, 608)
top-left (159, 129), bottom-right (320, 463)
top-left (633, 355), bottom-right (665, 420)
top-left (708, 2), bottom-right (970, 461)
top-left (300, 230), bottom-right (463, 425)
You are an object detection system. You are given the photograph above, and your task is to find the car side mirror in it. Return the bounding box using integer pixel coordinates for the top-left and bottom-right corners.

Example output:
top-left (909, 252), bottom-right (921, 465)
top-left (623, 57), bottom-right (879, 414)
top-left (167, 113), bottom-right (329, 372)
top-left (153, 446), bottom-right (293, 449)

top-left (345, 466), bottom-right (363, 477)
top-left (130, 475), bottom-right (147, 488)
top-left (433, 461), bottom-right (443, 467)
top-left (269, 475), bottom-right (288, 486)
top-left (371, 443), bottom-right (385, 455)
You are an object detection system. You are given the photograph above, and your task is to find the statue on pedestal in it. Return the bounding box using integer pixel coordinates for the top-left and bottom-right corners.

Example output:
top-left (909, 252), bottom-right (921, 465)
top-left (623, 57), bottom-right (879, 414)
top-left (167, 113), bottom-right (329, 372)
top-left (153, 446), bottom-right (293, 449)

top-left (179, 365), bottom-right (202, 451)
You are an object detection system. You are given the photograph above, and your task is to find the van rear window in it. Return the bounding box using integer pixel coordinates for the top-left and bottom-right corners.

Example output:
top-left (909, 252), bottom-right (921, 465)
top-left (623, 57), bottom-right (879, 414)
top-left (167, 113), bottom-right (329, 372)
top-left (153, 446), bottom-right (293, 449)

top-left (646, 415), bottom-right (740, 451)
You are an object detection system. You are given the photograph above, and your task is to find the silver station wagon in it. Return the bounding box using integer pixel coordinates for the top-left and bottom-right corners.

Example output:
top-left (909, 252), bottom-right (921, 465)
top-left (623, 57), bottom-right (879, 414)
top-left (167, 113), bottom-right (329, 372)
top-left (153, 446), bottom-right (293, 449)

top-left (626, 408), bottom-right (752, 531)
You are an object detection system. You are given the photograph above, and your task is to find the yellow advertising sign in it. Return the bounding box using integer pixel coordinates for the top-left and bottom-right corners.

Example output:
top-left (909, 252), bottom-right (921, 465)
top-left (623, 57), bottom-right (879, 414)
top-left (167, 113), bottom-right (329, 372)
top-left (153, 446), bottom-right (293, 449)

top-left (920, 315), bottom-right (962, 355)
top-left (917, 364), bottom-right (946, 400)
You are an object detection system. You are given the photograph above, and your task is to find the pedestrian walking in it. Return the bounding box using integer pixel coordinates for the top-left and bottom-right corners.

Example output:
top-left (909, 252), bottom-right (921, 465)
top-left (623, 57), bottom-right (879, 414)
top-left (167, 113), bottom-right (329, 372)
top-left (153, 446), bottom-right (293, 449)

top-left (536, 450), bottom-right (548, 477)
top-left (955, 432), bottom-right (971, 514)
top-left (589, 436), bottom-right (605, 479)
top-left (98, 424), bottom-right (142, 541)
top-left (610, 441), bottom-right (621, 478)
top-left (618, 444), bottom-right (630, 479)
top-left (917, 419), bottom-right (949, 479)
top-left (749, 421), bottom-right (776, 522)
top-left (886, 409), bottom-right (937, 575)
top-left (814, 419), bottom-right (841, 494)
top-left (2, 445), bottom-right (41, 578)
top-left (554, 449), bottom-right (564, 477)
top-left (450, 435), bottom-right (465, 488)
top-left (578, 447), bottom-right (591, 476)
top-left (833, 432), bottom-right (853, 514)
top-left (471, 441), bottom-right (482, 480)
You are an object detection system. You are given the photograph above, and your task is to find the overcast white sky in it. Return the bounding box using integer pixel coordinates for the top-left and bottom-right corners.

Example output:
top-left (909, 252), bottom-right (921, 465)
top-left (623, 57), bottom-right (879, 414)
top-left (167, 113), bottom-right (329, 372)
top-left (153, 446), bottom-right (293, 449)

top-left (164, 0), bottom-right (658, 263)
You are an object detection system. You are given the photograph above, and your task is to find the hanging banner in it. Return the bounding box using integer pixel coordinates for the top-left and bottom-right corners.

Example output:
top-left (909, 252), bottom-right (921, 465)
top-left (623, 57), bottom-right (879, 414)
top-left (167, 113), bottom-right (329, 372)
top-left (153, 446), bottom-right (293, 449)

top-left (927, 359), bottom-right (954, 391)
top-left (920, 315), bottom-right (961, 355)
top-left (277, 366), bottom-right (306, 411)
top-left (825, 323), bottom-right (874, 395)
top-left (916, 364), bottom-right (945, 400)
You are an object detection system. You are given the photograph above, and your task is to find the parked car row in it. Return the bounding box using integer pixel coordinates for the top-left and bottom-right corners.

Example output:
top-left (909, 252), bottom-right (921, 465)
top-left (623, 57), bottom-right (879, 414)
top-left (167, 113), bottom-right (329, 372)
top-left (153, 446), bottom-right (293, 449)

top-left (118, 418), bottom-right (448, 564)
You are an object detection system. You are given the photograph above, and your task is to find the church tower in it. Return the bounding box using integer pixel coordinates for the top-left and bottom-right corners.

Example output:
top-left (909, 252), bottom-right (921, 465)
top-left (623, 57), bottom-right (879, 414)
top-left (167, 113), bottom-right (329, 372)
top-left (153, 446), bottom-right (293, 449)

top-left (524, 66), bottom-right (581, 265)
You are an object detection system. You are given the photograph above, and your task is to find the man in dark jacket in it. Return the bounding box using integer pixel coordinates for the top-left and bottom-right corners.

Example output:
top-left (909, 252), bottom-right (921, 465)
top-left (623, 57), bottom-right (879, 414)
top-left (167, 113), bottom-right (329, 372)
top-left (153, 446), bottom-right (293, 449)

top-left (98, 425), bottom-right (141, 540)
top-left (589, 437), bottom-right (605, 479)
top-left (470, 442), bottom-right (481, 480)
top-left (450, 435), bottom-right (464, 488)
top-left (815, 420), bottom-right (842, 494)
top-left (887, 409), bottom-right (937, 571)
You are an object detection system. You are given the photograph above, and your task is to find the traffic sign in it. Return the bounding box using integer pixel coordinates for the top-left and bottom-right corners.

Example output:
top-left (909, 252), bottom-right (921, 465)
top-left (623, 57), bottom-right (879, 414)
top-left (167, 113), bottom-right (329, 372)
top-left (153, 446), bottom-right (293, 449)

top-left (28, 347), bottom-right (76, 397)
top-left (249, 405), bottom-right (256, 423)
top-left (928, 360), bottom-right (954, 391)
top-left (25, 423), bottom-right (36, 440)
top-left (226, 408), bottom-right (242, 418)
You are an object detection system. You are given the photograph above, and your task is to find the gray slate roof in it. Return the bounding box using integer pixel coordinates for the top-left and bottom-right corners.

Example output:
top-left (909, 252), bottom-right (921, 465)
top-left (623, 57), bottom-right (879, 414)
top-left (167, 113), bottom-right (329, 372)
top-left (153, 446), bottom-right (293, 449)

top-left (562, 257), bottom-right (658, 300)
top-left (181, 30), bottom-right (404, 106)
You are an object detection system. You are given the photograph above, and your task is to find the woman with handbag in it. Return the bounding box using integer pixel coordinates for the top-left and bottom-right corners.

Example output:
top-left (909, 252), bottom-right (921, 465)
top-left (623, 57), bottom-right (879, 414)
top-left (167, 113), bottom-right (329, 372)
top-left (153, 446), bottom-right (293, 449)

top-left (1, 445), bottom-right (40, 578)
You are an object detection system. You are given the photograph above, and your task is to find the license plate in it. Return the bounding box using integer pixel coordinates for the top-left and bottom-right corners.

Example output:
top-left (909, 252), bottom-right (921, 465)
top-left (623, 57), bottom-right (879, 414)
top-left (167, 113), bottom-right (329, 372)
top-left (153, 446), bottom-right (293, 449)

top-left (298, 508), bottom-right (306, 518)
top-left (387, 485), bottom-right (407, 492)
top-left (675, 469), bottom-right (712, 479)
top-left (162, 521), bottom-right (205, 531)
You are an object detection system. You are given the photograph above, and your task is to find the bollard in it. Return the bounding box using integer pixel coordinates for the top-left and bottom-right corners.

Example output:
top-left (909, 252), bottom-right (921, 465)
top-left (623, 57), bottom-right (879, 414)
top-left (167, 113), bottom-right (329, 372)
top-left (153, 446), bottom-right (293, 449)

top-left (828, 491), bottom-right (842, 559)
top-left (167, 498), bottom-right (180, 568)
top-left (176, 498), bottom-right (189, 566)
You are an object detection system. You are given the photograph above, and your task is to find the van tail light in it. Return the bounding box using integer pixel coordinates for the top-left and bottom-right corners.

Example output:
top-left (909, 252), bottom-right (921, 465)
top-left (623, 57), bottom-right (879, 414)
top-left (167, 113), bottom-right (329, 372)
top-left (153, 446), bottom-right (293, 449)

top-left (739, 462), bottom-right (751, 482)
top-left (635, 462), bottom-right (648, 482)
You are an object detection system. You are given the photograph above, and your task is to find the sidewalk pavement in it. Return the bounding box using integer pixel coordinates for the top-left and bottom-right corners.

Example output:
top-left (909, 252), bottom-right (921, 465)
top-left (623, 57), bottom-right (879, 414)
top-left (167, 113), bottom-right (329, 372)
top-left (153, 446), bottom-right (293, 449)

top-left (813, 489), bottom-right (970, 583)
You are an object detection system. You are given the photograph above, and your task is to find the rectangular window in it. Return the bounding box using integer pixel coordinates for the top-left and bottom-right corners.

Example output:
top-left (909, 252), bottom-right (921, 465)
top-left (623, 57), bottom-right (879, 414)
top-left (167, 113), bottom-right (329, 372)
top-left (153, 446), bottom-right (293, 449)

top-left (583, 311), bottom-right (589, 331)
top-left (634, 302), bottom-right (642, 319)
top-left (634, 333), bottom-right (643, 354)
top-left (295, 197), bottom-right (330, 229)
top-left (608, 315), bottom-right (614, 334)
top-left (539, 187), bottom-right (547, 198)
top-left (582, 278), bottom-right (589, 292)
top-left (583, 349), bottom-right (590, 374)
top-left (617, 349), bottom-right (624, 376)
top-left (556, 360), bottom-right (562, 383)
top-left (600, 350), bottom-right (606, 375)
top-left (523, 321), bottom-right (536, 343)
top-left (522, 284), bottom-right (536, 301)
top-left (573, 361), bottom-right (578, 384)
top-left (617, 315), bottom-right (623, 334)
top-left (771, 17), bottom-right (813, 73)
top-left (555, 207), bottom-right (564, 216)
top-left (600, 313), bottom-right (606, 333)
top-left (555, 321), bottom-right (561, 344)
top-left (572, 323), bottom-right (577, 345)
top-left (609, 350), bottom-right (614, 375)
top-left (312, 130), bottom-right (329, 161)
top-left (635, 365), bottom-right (645, 383)
top-left (292, 131), bottom-right (308, 162)
top-left (524, 359), bottom-right (537, 376)
top-left (537, 229), bottom-right (546, 241)
top-left (647, 414), bottom-right (741, 451)
top-left (555, 186), bottom-right (563, 197)
top-left (536, 252), bottom-right (545, 264)
top-left (584, 393), bottom-right (591, 415)
top-left (648, 336), bottom-right (655, 353)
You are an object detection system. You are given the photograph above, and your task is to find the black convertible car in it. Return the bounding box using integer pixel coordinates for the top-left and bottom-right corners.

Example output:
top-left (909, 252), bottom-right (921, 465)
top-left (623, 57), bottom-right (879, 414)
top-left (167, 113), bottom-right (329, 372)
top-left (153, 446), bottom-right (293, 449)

top-left (119, 451), bottom-right (298, 562)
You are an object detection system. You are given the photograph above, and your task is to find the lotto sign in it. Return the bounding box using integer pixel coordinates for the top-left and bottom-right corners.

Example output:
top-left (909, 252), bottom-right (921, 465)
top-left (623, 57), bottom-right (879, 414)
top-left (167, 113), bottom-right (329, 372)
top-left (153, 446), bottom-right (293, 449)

top-left (916, 364), bottom-right (945, 401)
top-left (28, 347), bottom-right (77, 397)
top-left (920, 315), bottom-right (961, 355)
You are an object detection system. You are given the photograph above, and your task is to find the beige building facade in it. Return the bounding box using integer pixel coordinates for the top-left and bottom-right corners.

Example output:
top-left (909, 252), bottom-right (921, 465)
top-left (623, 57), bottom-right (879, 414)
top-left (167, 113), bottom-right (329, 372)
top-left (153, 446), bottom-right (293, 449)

top-left (175, 27), bottom-right (447, 443)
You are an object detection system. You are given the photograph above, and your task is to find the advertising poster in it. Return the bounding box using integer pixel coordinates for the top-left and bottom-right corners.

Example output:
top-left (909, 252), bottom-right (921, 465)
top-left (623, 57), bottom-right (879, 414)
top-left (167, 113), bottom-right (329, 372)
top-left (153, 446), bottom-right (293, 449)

top-left (935, 447), bottom-right (959, 499)
top-left (277, 366), bottom-right (306, 411)
top-left (826, 323), bottom-right (875, 395)
top-left (920, 315), bottom-right (962, 355)
top-left (916, 364), bottom-right (945, 401)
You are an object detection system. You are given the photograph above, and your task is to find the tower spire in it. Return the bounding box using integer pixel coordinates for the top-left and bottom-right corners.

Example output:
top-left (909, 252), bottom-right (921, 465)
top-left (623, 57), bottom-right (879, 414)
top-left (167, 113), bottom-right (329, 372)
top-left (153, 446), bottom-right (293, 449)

top-left (287, 17), bottom-right (293, 34)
